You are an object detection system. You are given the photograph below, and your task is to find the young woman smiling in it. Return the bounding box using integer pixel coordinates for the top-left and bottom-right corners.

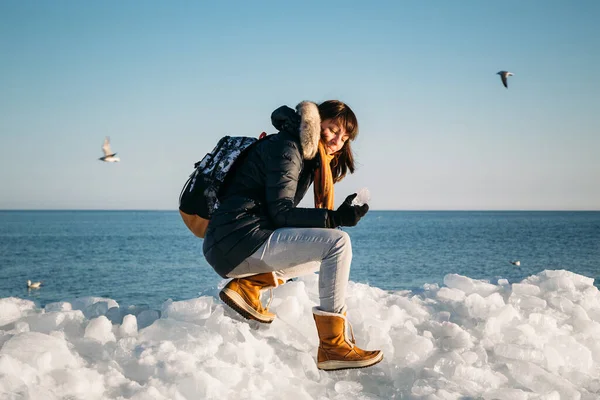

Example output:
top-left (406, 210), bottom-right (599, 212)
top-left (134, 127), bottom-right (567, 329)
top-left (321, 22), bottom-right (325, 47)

top-left (203, 100), bottom-right (383, 371)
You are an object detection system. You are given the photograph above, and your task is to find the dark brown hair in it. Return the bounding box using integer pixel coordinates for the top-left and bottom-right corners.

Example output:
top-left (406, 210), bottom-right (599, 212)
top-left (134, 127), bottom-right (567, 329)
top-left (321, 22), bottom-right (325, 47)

top-left (318, 100), bottom-right (358, 183)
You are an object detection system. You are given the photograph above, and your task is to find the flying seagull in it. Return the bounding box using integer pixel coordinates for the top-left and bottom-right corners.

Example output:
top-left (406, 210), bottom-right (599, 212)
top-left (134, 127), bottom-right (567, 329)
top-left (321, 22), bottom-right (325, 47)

top-left (497, 71), bottom-right (514, 88)
top-left (99, 137), bottom-right (120, 162)
top-left (510, 260), bottom-right (520, 266)
top-left (27, 280), bottom-right (42, 289)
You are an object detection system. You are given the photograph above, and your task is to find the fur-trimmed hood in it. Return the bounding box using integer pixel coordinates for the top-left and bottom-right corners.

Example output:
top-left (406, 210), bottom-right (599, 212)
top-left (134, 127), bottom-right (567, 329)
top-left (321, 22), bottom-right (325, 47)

top-left (270, 101), bottom-right (320, 160)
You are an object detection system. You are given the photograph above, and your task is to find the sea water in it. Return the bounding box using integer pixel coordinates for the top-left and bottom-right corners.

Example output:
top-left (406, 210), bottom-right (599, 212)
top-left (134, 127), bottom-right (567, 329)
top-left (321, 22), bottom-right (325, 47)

top-left (1, 210), bottom-right (598, 309)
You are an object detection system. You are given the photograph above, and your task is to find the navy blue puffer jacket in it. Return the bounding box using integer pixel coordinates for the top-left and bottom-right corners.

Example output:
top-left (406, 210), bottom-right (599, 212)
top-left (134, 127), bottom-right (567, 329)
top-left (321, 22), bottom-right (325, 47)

top-left (203, 102), bottom-right (333, 278)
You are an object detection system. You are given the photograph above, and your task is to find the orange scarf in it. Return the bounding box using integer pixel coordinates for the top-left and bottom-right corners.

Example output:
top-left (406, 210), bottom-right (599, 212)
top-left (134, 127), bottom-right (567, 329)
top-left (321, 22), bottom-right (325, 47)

top-left (314, 141), bottom-right (335, 210)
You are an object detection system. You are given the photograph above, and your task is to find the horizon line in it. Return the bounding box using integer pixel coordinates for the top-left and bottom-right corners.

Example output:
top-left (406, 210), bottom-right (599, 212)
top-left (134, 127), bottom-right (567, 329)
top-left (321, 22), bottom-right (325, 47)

top-left (1, 209), bottom-right (599, 212)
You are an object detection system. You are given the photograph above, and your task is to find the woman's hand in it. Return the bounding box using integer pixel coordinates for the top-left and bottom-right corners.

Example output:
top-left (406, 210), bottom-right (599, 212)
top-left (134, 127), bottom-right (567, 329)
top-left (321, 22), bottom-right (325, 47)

top-left (328, 193), bottom-right (369, 227)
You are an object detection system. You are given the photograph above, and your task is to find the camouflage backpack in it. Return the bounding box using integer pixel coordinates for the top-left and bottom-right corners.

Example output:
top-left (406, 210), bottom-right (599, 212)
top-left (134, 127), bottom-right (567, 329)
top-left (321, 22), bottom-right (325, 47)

top-left (178, 134), bottom-right (267, 237)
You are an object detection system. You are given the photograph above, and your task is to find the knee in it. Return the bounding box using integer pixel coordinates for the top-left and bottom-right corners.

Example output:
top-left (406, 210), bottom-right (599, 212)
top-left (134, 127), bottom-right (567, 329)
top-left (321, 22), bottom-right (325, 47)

top-left (336, 230), bottom-right (351, 244)
top-left (333, 230), bottom-right (352, 255)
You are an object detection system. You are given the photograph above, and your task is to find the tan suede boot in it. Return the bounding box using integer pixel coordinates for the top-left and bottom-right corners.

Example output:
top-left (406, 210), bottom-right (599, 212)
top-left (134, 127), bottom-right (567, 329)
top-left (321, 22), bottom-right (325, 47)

top-left (312, 307), bottom-right (383, 371)
top-left (220, 272), bottom-right (283, 323)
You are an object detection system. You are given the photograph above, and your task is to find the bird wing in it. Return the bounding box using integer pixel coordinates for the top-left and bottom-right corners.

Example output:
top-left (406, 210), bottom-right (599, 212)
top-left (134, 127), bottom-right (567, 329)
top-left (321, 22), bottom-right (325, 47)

top-left (501, 74), bottom-right (508, 88)
top-left (102, 137), bottom-right (113, 156)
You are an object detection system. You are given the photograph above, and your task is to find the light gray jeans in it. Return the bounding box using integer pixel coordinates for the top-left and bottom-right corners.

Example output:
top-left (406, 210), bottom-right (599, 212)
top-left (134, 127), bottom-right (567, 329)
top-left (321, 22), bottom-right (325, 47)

top-left (227, 228), bottom-right (352, 314)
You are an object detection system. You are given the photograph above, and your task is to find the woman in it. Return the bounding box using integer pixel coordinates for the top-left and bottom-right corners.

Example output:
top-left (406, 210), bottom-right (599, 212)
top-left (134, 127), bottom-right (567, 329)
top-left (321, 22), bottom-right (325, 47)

top-left (203, 100), bottom-right (383, 371)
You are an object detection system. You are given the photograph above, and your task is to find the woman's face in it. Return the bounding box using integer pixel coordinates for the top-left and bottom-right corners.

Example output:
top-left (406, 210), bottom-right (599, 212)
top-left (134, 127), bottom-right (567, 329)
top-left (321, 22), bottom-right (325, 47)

top-left (321, 119), bottom-right (349, 155)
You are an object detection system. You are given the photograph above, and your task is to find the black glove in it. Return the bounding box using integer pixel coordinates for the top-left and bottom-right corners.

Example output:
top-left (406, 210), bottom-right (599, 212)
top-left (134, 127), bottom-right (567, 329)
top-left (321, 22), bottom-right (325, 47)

top-left (328, 193), bottom-right (369, 228)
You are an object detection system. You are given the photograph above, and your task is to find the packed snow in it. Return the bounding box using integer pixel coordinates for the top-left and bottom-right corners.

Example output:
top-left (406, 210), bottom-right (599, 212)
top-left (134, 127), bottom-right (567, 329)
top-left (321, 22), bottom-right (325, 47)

top-left (1, 270), bottom-right (600, 399)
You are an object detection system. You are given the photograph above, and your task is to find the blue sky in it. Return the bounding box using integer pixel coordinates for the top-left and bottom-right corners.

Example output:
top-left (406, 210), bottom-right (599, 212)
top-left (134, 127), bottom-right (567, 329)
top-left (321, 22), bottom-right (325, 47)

top-left (1, 1), bottom-right (598, 210)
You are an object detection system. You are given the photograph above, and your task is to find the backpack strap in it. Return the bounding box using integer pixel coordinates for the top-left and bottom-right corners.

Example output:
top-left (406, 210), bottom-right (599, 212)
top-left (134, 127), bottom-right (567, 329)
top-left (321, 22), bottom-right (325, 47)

top-left (217, 132), bottom-right (272, 198)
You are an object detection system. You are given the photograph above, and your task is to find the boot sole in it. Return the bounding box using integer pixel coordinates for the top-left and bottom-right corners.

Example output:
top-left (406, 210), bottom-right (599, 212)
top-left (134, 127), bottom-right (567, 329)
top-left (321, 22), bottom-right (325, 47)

top-left (317, 352), bottom-right (384, 371)
top-left (220, 288), bottom-right (275, 324)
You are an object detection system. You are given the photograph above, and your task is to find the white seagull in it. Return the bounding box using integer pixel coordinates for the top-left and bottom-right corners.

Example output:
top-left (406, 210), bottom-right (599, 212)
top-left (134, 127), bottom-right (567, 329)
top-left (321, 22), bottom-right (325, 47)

top-left (510, 260), bottom-right (520, 266)
top-left (99, 137), bottom-right (120, 162)
top-left (27, 280), bottom-right (42, 289)
top-left (497, 71), bottom-right (514, 88)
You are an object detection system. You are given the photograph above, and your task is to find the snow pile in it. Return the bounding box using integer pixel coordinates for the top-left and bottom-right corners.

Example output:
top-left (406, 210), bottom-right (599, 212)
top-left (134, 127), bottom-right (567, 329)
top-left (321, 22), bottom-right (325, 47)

top-left (1, 270), bottom-right (600, 399)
